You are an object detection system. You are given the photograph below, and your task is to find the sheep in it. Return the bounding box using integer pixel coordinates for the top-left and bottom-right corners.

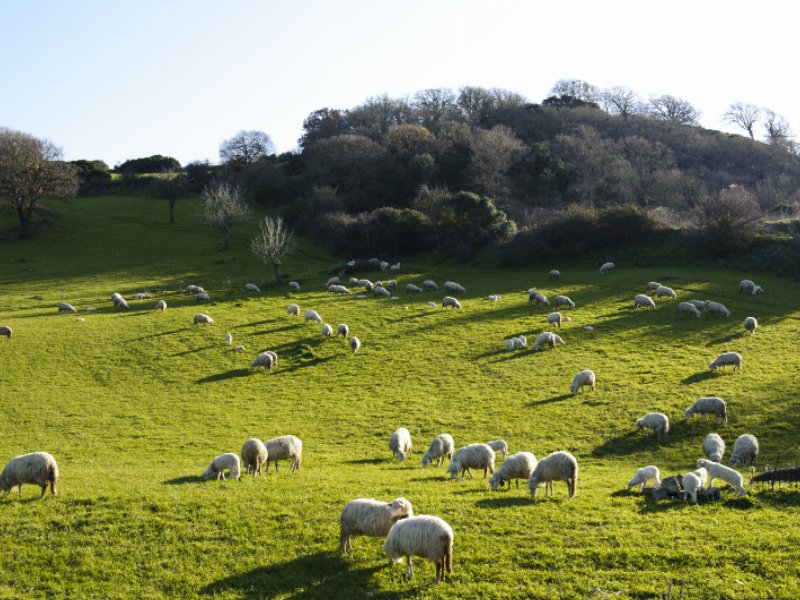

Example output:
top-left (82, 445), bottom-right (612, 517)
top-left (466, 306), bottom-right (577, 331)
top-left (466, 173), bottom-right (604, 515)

top-left (327, 284), bottom-right (351, 296)
top-left (241, 438), bottom-right (268, 475)
top-left (490, 452), bottom-right (537, 491)
top-left (374, 286), bottom-right (391, 298)
top-left (251, 351), bottom-right (277, 371)
top-left (386, 280), bottom-right (398, 290)
top-left (486, 294), bottom-right (501, 302)
top-left (196, 291), bottom-right (210, 304)
top-left (504, 335), bottom-right (527, 350)
top-left (548, 269), bottom-right (561, 280)
top-left (443, 281), bottom-right (466, 294)
top-left (739, 279), bottom-right (756, 294)
top-left (570, 369), bottom-right (595, 394)
top-left (243, 283), bottom-right (261, 293)
top-left (486, 439), bottom-right (509, 460)
top-left (193, 314), bottom-right (213, 326)
top-left (547, 312), bottom-right (563, 329)
top-left (383, 515), bottom-right (454, 583)
top-left (358, 279), bottom-right (374, 292)
top-left (321, 323), bottom-right (333, 338)
top-left (527, 451), bottom-right (578, 498)
top-left (744, 316), bottom-right (758, 335)
top-left (426, 301), bottom-right (437, 308)
top-left (633, 294), bottom-right (656, 309)
top-left (0, 326), bottom-right (11, 339)
top-left (528, 290), bottom-right (550, 306)
top-left (677, 301), bottom-right (701, 317)
top-left (702, 433), bottom-right (726, 463)
top-left (380, 261), bottom-right (389, 271)
top-left (422, 434), bottom-right (454, 467)
top-left (636, 412), bottom-right (670, 439)
top-left (115, 298), bottom-right (130, 310)
top-left (405, 284), bottom-right (422, 293)
top-left (202, 453), bottom-right (241, 481)
top-left (186, 284), bottom-right (205, 295)
top-left (223, 332), bottom-right (233, 345)
top-left (0, 452), bottom-right (58, 499)
top-left (337, 323), bottom-right (349, 338)
top-left (304, 309), bottom-right (323, 324)
top-left (441, 296), bottom-right (462, 310)
top-left (110, 292), bottom-right (124, 306)
top-left (233, 345), bottom-right (245, 352)
top-left (646, 281), bottom-right (662, 292)
top-left (264, 435), bottom-right (303, 472)
top-left (288, 281), bottom-right (301, 292)
top-left (390, 428), bottom-right (412, 461)
top-left (340, 497), bottom-right (414, 553)
top-left (627, 465), bottom-right (661, 492)
top-left (730, 434), bottom-right (759, 467)
top-left (350, 336), bottom-right (361, 354)
top-left (682, 470), bottom-right (704, 504)
top-left (154, 299), bottom-right (167, 312)
top-left (533, 332), bottom-right (565, 351)
top-left (58, 302), bottom-right (77, 314)
top-left (367, 258), bottom-right (381, 268)
top-left (599, 262), bottom-right (615, 274)
top-left (423, 280), bottom-right (438, 291)
top-left (696, 458), bottom-right (746, 496)
top-left (287, 304), bottom-right (300, 317)
top-left (687, 299), bottom-right (706, 311)
top-left (705, 300), bottom-right (731, 317)
top-left (752, 285), bottom-right (764, 295)
top-left (655, 285), bottom-right (677, 299)
top-left (684, 396), bottom-right (727, 422)
top-left (390, 262), bottom-right (401, 271)
top-left (326, 277), bottom-right (340, 288)
top-left (447, 443), bottom-right (495, 480)
top-left (554, 295), bottom-right (575, 309)
top-left (708, 351), bottom-right (742, 372)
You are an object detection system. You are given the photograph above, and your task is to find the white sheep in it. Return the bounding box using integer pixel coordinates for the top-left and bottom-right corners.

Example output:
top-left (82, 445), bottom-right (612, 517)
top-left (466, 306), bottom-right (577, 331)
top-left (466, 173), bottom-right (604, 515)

top-left (739, 279), bottom-right (756, 294)
top-left (696, 458), bottom-right (746, 496)
top-left (708, 351), bottom-right (742, 372)
top-left (426, 301), bottom-right (437, 309)
top-left (374, 286), bottom-right (391, 298)
top-left (751, 285), bottom-right (763, 295)
top-left (193, 314), bottom-right (213, 326)
top-left (633, 294), bottom-right (656, 309)
top-left (682, 470), bottom-right (704, 504)
top-left (677, 301), bottom-right (701, 317)
top-left (730, 434), bottom-right (759, 467)
top-left (154, 299), bottom-right (167, 312)
top-left (0, 326), bottom-right (11, 339)
top-left (655, 285), bottom-right (677, 299)
top-left (241, 438), bottom-right (268, 475)
top-left (340, 498), bottom-right (414, 553)
top-left (288, 281), bottom-right (301, 292)
top-left (685, 397), bottom-right (727, 422)
top-left (287, 303), bottom-right (300, 317)
top-left (423, 280), bottom-right (438, 291)
top-left (554, 295), bottom-right (575, 309)
top-left (386, 280), bottom-right (398, 290)
top-left (58, 302), bottom-right (77, 314)
top-left (326, 277), bottom-right (340, 288)
top-left (548, 269), bottom-right (561, 280)
top-left (441, 296), bottom-right (461, 310)
top-left (389, 428), bottom-right (412, 461)
top-left (243, 283), bottom-right (261, 294)
top-left (390, 262), bottom-right (401, 271)
top-left (422, 434), bottom-right (454, 467)
top-left (350, 336), bottom-right (361, 354)
top-left (636, 412), bottom-right (670, 439)
top-left (533, 332), bottom-right (565, 351)
top-left (321, 323), bottom-right (333, 338)
top-left (379, 261), bottom-right (389, 271)
top-left (223, 332), bottom-right (233, 345)
top-left (705, 300), bottom-right (731, 317)
top-left (233, 345), bottom-right (245, 352)
top-left (599, 262), bottom-right (615, 274)
top-left (110, 292), bottom-right (123, 305)
top-left (186, 284), bottom-right (205, 295)
top-left (687, 299), bottom-right (706, 311)
top-left (337, 323), bottom-right (349, 338)
top-left (134, 292), bottom-right (149, 300)
top-left (383, 515), bottom-right (454, 583)
top-left (304, 309), bottom-right (323, 324)
top-left (448, 443), bottom-right (495, 480)
top-left (527, 451), bottom-right (578, 498)
top-left (744, 316), bottom-right (758, 335)
top-left (646, 281), bottom-right (662, 292)
top-left (196, 291), bottom-right (210, 304)
top-left (0, 452), bottom-right (58, 499)
top-left (328, 284), bottom-right (351, 296)
top-left (547, 312), bottom-right (563, 329)
top-left (264, 435), bottom-right (303, 472)
top-left (251, 351), bottom-right (277, 371)
top-left (529, 290), bottom-right (550, 306)
top-left (358, 279), bottom-right (374, 292)
top-left (489, 452), bottom-right (537, 490)
top-left (570, 369), bottom-right (596, 394)
top-left (202, 453), bottom-right (241, 481)
top-left (486, 294), bottom-right (501, 302)
top-left (406, 284), bottom-right (422, 293)
top-left (443, 281), bottom-right (465, 294)
top-left (627, 465), bottom-right (661, 492)
top-left (347, 277), bottom-right (359, 287)
top-left (702, 433), bottom-right (726, 463)
top-left (486, 439), bottom-right (509, 460)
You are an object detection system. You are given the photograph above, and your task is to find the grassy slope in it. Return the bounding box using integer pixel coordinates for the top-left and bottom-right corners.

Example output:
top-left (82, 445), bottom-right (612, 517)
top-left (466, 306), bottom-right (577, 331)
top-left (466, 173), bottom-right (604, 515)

top-left (1, 195), bottom-right (799, 599)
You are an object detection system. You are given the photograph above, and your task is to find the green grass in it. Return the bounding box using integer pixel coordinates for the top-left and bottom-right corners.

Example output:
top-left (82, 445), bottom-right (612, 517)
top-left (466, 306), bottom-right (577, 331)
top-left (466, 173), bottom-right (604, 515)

top-left (1, 195), bottom-right (800, 599)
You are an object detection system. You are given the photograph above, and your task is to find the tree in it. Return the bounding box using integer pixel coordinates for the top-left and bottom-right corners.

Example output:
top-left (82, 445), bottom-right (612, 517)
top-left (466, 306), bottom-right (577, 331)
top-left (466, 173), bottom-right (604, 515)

top-left (115, 155), bottom-right (180, 174)
top-left (298, 108), bottom-right (351, 150)
top-left (723, 102), bottom-right (760, 140)
top-left (413, 88), bottom-right (460, 132)
top-left (250, 215), bottom-right (294, 282)
top-left (219, 130), bottom-right (274, 165)
top-left (762, 110), bottom-right (793, 148)
top-left (601, 86), bottom-right (641, 118)
top-left (470, 125), bottom-right (525, 201)
top-left (198, 178), bottom-right (248, 249)
top-left (0, 128), bottom-right (78, 239)
top-left (549, 79), bottom-right (600, 104)
top-left (647, 95), bottom-right (700, 126)
top-left (692, 185), bottom-right (762, 252)
top-left (157, 169), bottom-right (188, 224)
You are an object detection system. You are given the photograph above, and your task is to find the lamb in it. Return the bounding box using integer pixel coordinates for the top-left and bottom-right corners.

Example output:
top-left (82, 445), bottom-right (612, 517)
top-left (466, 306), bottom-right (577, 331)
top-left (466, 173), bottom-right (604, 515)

top-left (0, 326), bottom-right (11, 339)
top-left (570, 369), bottom-right (596, 394)
top-left (751, 285), bottom-right (763, 295)
top-left (202, 453), bottom-right (241, 481)
top-left (708, 351), bottom-right (742, 372)
top-left (223, 332), bottom-right (233, 345)
top-left (337, 323), bottom-right (349, 338)
top-left (389, 428), bottom-right (412, 461)
top-left (655, 285), bottom-right (677, 299)
top-left (386, 280), bottom-right (398, 290)
top-left (696, 458), bottom-right (746, 496)
top-left (326, 277), bottom-right (341, 288)
top-left (633, 294), bottom-right (656, 309)
top-left (193, 314), bottom-right (213, 326)
top-left (340, 497), bottom-right (414, 554)
top-left (486, 439), bottom-right (509, 460)
top-left (374, 286), bottom-right (391, 298)
top-left (441, 296), bottom-right (462, 310)
top-left (682, 470), bottom-right (704, 504)
top-left (705, 300), bottom-right (731, 317)
top-left (405, 284), bottom-right (422, 293)
top-left (250, 351), bottom-right (277, 371)
top-left (154, 299), bottom-right (167, 312)
top-left (554, 295), bottom-right (575, 309)
top-left (489, 452), bottom-right (537, 490)
top-left (328, 284), bottom-right (351, 296)
top-left (599, 262), bottom-right (615, 274)
top-left (646, 281), bottom-right (662, 292)
top-left (196, 291), bottom-right (210, 303)
top-left (304, 309), bottom-right (323, 324)
top-left (426, 301), bottom-right (437, 309)
top-left (730, 434), bottom-right (759, 467)
top-left (264, 435), bottom-right (303, 472)
top-left (548, 269), bottom-right (561, 280)
top-left (243, 283), bottom-right (261, 294)
top-left (321, 323), bottom-right (333, 338)
top-left (390, 262), bottom-right (401, 271)
top-left (702, 433), bottom-right (726, 463)
top-left (0, 452), bottom-right (58, 499)
top-left (684, 397), bottom-right (727, 422)
top-left (350, 336), bottom-right (361, 354)
top-left (288, 281), bottom-right (301, 292)
top-left (58, 302), bottom-right (77, 314)
top-left (504, 336), bottom-right (527, 351)
top-left (447, 443), bottom-right (495, 480)
top-left (533, 332), bottom-right (565, 351)
top-left (627, 465), bottom-right (661, 492)
top-left (528, 290), bottom-right (550, 306)
top-left (379, 261), bottom-right (389, 271)
top-left (240, 438), bottom-right (268, 475)
top-left (547, 312), bottom-right (563, 329)
top-left (739, 279), bottom-right (756, 294)
top-left (287, 303), bottom-right (300, 317)
top-left (423, 280), bottom-right (438, 291)
top-left (636, 412), bottom-right (670, 439)
top-left (443, 281), bottom-right (466, 294)
top-left (422, 434), bottom-right (454, 467)
top-left (486, 294), bottom-right (501, 302)
top-left (677, 301), bottom-right (701, 317)
top-left (383, 515), bottom-right (454, 583)
top-left (110, 292), bottom-right (124, 306)
top-left (527, 451), bottom-right (578, 498)
top-left (744, 316), bottom-right (758, 334)
top-left (115, 297), bottom-right (130, 310)
top-left (186, 284), bottom-right (205, 295)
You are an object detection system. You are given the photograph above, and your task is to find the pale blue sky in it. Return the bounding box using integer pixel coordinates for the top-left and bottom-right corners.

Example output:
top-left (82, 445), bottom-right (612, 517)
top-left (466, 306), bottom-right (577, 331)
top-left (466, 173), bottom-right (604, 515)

top-left (2, 0), bottom-right (798, 167)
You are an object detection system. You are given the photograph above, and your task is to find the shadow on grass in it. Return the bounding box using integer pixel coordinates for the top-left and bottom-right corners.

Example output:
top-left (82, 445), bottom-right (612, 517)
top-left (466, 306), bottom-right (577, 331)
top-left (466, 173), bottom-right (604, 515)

top-left (196, 368), bottom-right (252, 384)
top-left (681, 371), bottom-right (717, 385)
top-left (172, 345), bottom-right (215, 357)
top-left (475, 495), bottom-right (531, 509)
top-left (248, 323), bottom-right (302, 336)
top-left (407, 474), bottom-right (449, 483)
top-left (344, 458), bottom-right (386, 465)
top-left (123, 328), bottom-right (185, 342)
top-left (163, 475), bottom-right (204, 485)
top-left (706, 332), bottom-right (742, 346)
top-left (525, 393), bottom-right (572, 407)
top-left (592, 431), bottom-right (682, 457)
top-left (751, 488), bottom-right (800, 506)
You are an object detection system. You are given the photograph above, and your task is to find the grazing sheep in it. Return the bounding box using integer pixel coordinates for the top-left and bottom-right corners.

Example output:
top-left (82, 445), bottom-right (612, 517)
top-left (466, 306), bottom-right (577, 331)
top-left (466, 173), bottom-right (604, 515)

top-left (288, 281), bottom-right (301, 292)
top-left (350, 336), bottom-right (361, 354)
top-left (636, 412), bottom-right (670, 439)
top-left (264, 435), bottom-right (303, 472)
top-left (527, 451), bottom-right (578, 498)
top-left (241, 438), bottom-right (268, 475)
top-left (110, 292), bottom-right (124, 306)
top-left (655, 285), bottom-right (677, 299)
top-left (744, 316), bottom-right (758, 335)
top-left (677, 301), bottom-right (701, 317)
top-left (386, 280), bottom-right (398, 290)
top-left (443, 281), bottom-right (466, 294)
top-left (390, 428), bottom-right (412, 461)
top-left (186, 284), bottom-right (205, 295)
top-left (422, 434), bottom-right (454, 467)
top-left (426, 301), bottom-right (437, 308)
top-left (486, 440), bottom-right (509, 460)
top-left (202, 453), bottom-right (241, 481)
top-left (233, 345), bottom-right (245, 351)
top-left (423, 280), bottom-right (438, 291)
top-left (504, 336), bottom-right (527, 351)
top-left (627, 465), bottom-right (661, 492)
top-left (374, 286), bottom-right (391, 298)
top-left (196, 291), bottom-right (210, 304)
top-left (154, 299), bottom-right (167, 312)
top-left (0, 452), bottom-right (58, 499)
top-left (739, 279), bottom-right (756, 294)
top-left (687, 299), bottom-right (706, 311)
top-left (633, 294), bottom-right (656, 309)
top-left (448, 443), bottom-right (495, 480)
top-left (751, 285), bottom-right (763, 295)
top-left (705, 300), bottom-right (731, 317)
top-left (340, 497), bottom-right (414, 554)
top-left (326, 277), bottom-right (341, 288)
top-left (490, 452), bottom-right (537, 491)
top-left (287, 304), bottom-right (300, 317)
top-left (304, 309), bottom-right (323, 324)
top-left (115, 297), bottom-right (129, 310)
top-left (321, 323), bottom-right (333, 338)
top-left (58, 302), bottom-right (77, 314)
top-left (193, 314), bottom-right (213, 326)
top-left (570, 369), bottom-right (596, 394)
top-left (251, 351), bottom-right (277, 371)
top-left (223, 332), bottom-right (233, 345)
top-left (708, 351), bottom-right (742, 372)
top-left (685, 397), bottom-right (727, 422)
top-left (441, 296), bottom-right (461, 310)
top-left (243, 283), bottom-right (261, 293)
top-left (390, 262), bottom-right (401, 271)
top-left (702, 433), bottom-right (726, 463)
top-left (346, 276), bottom-right (359, 287)
top-left (406, 284), bottom-right (422, 293)
top-left (486, 294), bottom-right (501, 302)
top-left (533, 332), bottom-right (565, 351)
top-left (730, 434), bottom-right (759, 467)
top-left (383, 515), bottom-right (454, 583)
top-left (528, 290), bottom-right (550, 306)
top-left (337, 323), bottom-right (349, 338)
top-left (547, 312), bottom-right (563, 329)
top-left (646, 281), bottom-right (662, 292)
top-left (328, 284), bottom-right (351, 296)
top-left (554, 295), bottom-right (575, 309)
top-left (379, 261), bottom-right (389, 271)
top-left (696, 458), bottom-right (746, 496)
top-left (0, 326), bottom-right (11, 339)
top-left (599, 262), bottom-right (615, 274)
top-left (358, 280), bottom-right (374, 292)
top-left (682, 470), bottom-right (704, 504)
top-left (548, 269), bottom-right (561, 280)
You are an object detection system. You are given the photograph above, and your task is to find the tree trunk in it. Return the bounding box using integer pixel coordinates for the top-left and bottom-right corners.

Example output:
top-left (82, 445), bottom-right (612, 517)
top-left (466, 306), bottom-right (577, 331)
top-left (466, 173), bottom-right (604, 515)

top-left (16, 204), bottom-right (32, 239)
top-left (169, 198), bottom-right (176, 224)
top-left (272, 260), bottom-right (282, 283)
top-left (222, 225), bottom-right (230, 250)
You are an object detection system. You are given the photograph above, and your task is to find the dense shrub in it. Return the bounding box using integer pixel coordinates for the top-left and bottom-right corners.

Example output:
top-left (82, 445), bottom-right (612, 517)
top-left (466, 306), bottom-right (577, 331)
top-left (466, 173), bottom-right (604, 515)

top-left (115, 155), bottom-right (181, 175)
top-left (689, 185), bottom-right (762, 254)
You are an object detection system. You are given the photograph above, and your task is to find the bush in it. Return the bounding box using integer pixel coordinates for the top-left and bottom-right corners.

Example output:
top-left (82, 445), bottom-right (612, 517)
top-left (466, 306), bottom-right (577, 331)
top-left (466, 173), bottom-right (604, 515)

top-left (690, 185), bottom-right (762, 254)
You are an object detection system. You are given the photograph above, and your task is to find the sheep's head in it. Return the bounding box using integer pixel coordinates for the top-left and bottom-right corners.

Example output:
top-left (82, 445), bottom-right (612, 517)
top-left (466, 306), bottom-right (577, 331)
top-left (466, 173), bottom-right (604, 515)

top-left (696, 458), bottom-right (710, 470)
top-left (447, 461), bottom-right (460, 479)
top-left (684, 408), bottom-right (693, 420)
top-left (394, 451), bottom-right (406, 461)
top-left (489, 472), bottom-right (503, 491)
top-left (422, 454), bottom-right (431, 468)
top-left (388, 498), bottom-right (413, 519)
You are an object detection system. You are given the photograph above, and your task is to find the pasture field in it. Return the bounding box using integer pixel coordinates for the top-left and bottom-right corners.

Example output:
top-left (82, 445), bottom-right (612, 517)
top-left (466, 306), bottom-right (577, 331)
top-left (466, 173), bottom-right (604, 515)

top-left (1, 195), bottom-right (800, 599)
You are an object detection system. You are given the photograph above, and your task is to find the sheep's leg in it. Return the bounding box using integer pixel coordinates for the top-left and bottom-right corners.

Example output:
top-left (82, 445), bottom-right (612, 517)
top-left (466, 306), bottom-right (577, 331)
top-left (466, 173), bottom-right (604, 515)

top-left (467, 468), bottom-right (474, 479)
top-left (18, 485), bottom-right (23, 498)
top-left (39, 484), bottom-right (46, 499)
top-left (406, 557), bottom-right (414, 579)
top-left (50, 479), bottom-right (57, 496)
top-left (515, 479), bottom-right (519, 489)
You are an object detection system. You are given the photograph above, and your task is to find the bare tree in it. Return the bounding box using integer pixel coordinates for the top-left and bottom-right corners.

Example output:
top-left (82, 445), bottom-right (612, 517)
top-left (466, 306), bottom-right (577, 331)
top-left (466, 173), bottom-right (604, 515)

top-left (549, 79), bottom-right (600, 103)
top-left (250, 215), bottom-right (294, 283)
top-left (0, 128), bottom-right (78, 239)
top-left (412, 88), bottom-right (460, 132)
top-left (647, 95), bottom-right (701, 126)
top-left (198, 178), bottom-right (248, 249)
top-left (762, 110), bottom-right (793, 148)
top-left (470, 125), bottom-right (525, 201)
top-left (601, 86), bottom-right (641, 118)
top-left (219, 130), bottom-right (274, 165)
top-left (723, 102), bottom-right (760, 140)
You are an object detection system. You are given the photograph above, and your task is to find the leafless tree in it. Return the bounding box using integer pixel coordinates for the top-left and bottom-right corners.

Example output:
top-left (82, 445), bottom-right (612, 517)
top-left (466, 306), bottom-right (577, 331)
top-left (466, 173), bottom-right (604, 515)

top-left (762, 110), bottom-right (793, 148)
top-left (412, 88), bottom-right (460, 132)
top-left (549, 79), bottom-right (600, 103)
top-left (198, 178), bottom-right (248, 249)
top-left (250, 215), bottom-right (294, 283)
top-left (692, 184), bottom-right (762, 251)
top-left (470, 125), bottom-right (525, 202)
top-left (0, 128), bottom-right (78, 239)
top-left (723, 102), bottom-right (760, 140)
top-left (219, 130), bottom-right (274, 165)
top-left (647, 95), bottom-right (701, 126)
top-left (601, 86), bottom-right (641, 118)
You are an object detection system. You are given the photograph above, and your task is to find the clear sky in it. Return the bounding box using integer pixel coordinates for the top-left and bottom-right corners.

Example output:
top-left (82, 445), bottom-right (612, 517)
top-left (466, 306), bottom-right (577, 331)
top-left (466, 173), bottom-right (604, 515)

top-left (2, 0), bottom-right (798, 167)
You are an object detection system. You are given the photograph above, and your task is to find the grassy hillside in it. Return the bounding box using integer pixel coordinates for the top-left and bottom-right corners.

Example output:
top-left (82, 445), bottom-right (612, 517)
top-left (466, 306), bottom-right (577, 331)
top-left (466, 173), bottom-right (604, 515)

top-left (1, 195), bottom-right (799, 599)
